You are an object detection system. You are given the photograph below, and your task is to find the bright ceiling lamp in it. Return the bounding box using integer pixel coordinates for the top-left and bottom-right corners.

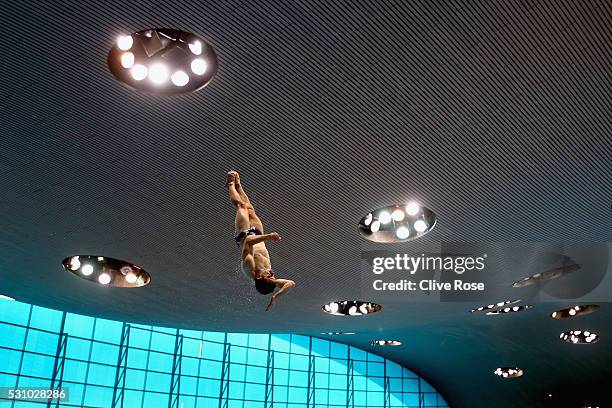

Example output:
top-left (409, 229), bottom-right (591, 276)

top-left (405, 201), bottom-right (420, 216)
top-left (62, 255), bottom-right (151, 288)
top-left (378, 211), bottom-right (392, 224)
top-left (395, 225), bottom-right (410, 239)
top-left (494, 367), bottom-right (524, 379)
top-left (81, 264), bottom-right (94, 276)
top-left (369, 340), bottom-right (402, 346)
top-left (148, 63), bottom-right (169, 84)
top-left (0, 295), bottom-right (15, 301)
top-left (370, 220), bottom-right (381, 233)
top-left (560, 330), bottom-right (599, 345)
top-left (189, 40), bottom-right (202, 55)
top-left (68, 256), bottom-right (81, 271)
top-left (391, 208), bottom-right (405, 221)
top-left (550, 304), bottom-right (599, 319)
top-left (358, 203), bottom-right (436, 243)
top-left (413, 219), bottom-right (428, 232)
top-left (322, 301), bottom-right (382, 316)
top-left (120, 52), bottom-right (135, 68)
top-left (191, 58), bottom-right (208, 75)
top-left (130, 64), bottom-right (148, 80)
top-left (98, 273), bottom-right (112, 285)
top-left (321, 332), bottom-right (356, 336)
top-left (108, 28), bottom-right (217, 95)
top-left (171, 70), bottom-right (189, 86)
top-left (117, 35), bottom-right (133, 51)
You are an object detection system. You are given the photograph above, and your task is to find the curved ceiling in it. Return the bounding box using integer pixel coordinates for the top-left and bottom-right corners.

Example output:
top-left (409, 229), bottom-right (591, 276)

top-left (1, 1), bottom-right (611, 407)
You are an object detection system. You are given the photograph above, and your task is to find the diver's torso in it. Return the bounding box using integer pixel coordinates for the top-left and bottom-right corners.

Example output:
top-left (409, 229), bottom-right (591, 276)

top-left (241, 242), bottom-right (271, 278)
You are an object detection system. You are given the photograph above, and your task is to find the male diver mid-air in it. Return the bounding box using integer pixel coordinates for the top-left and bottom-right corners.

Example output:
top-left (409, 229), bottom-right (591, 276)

top-left (226, 171), bottom-right (295, 311)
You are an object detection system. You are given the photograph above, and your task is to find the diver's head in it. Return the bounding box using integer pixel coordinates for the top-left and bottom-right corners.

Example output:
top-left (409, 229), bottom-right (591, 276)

top-left (255, 279), bottom-right (276, 295)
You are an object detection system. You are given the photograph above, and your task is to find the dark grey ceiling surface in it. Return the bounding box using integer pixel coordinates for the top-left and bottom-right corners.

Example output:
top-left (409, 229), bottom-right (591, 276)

top-left (1, 0), bottom-right (611, 406)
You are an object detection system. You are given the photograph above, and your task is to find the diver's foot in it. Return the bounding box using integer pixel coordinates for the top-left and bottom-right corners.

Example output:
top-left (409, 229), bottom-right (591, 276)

top-left (265, 294), bottom-right (276, 311)
top-left (226, 171), bottom-right (238, 186)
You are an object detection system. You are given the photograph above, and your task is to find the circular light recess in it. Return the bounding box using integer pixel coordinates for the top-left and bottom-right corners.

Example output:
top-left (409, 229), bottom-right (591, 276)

top-left (486, 305), bottom-right (532, 315)
top-left (171, 70), bottom-right (189, 86)
top-left (370, 340), bottom-right (402, 346)
top-left (358, 203), bottom-right (436, 243)
top-left (62, 255), bottom-right (151, 288)
top-left (149, 63), bottom-right (169, 84)
top-left (406, 201), bottom-right (420, 216)
top-left (121, 52), bottom-right (135, 68)
top-left (98, 273), bottom-right (112, 285)
top-left (322, 301), bottom-right (382, 316)
top-left (512, 263), bottom-right (581, 288)
top-left (470, 299), bottom-right (521, 313)
top-left (0, 295), bottom-right (15, 301)
top-left (395, 226), bottom-right (410, 240)
top-left (108, 28), bottom-right (218, 95)
top-left (131, 64), bottom-right (148, 80)
top-left (370, 220), bottom-right (381, 233)
top-left (68, 256), bottom-right (81, 271)
top-left (494, 367), bottom-right (524, 379)
top-left (189, 40), bottom-right (202, 55)
top-left (391, 209), bottom-right (405, 221)
top-left (379, 211), bottom-right (392, 224)
top-left (117, 35), bottom-right (133, 51)
top-left (81, 264), bottom-right (94, 276)
top-left (560, 330), bottom-right (599, 344)
top-left (550, 304), bottom-right (599, 319)
top-left (125, 272), bottom-right (138, 284)
top-left (321, 332), bottom-right (356, 336)
top-left (191, 58), bottom-right (208, 75)
top-left (414, 219), bottom-right (428, 232)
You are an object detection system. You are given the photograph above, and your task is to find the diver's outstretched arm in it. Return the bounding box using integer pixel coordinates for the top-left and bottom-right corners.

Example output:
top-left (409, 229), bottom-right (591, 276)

top-left (266, 279), bottom-right (295, 311)
top-left (245, 232), bottom-right (281, 245)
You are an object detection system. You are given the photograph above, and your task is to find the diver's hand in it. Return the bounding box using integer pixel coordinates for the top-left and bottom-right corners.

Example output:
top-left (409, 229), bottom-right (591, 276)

top-left (269, 232), bottom-right (281, 241)
top-left (266, 294), bottom-right (276, 311)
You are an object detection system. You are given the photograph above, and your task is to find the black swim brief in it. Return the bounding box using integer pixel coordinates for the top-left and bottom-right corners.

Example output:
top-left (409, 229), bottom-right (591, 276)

top-left (235, 227), bottom-right (262, 247)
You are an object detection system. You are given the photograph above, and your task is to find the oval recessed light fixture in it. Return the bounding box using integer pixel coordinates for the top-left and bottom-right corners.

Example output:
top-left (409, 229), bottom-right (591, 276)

top-left (358, 203), bottom-right (436, 243)
top-left (550, 304), bottom-right (599, 319)
top-left (0, 294), bottom-right (15, 301)
top-left (322, 301), bottom-right (382, 316)
top-left (560, 330), bottom-right (599, 344)
top-left (108, 28), bottom-right (217, 95)
top-left (494, 367), bottom-right (524, 379)
top-left (470, 299), bottom-right (521, 313)
top-left (62, 255), bottom-right (151, 288)
top-left (321, 332), bottom-right (356, 336)
top-left (369, 340), bottom-right (402, 346)
top-left (486, 305), bottom-right (532, 315)
top-left (512, 263), bottom-right (581, 288)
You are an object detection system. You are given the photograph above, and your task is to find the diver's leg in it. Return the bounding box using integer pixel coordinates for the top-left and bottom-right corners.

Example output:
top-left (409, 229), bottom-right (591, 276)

top-left (232, 173), bottom-right (265, 233)
top-left (248, 209), bottom-right (265, 234)
top-left (233, 172), bottom-right (251, 205)
top-left (227, 172), bottom-right (250, 233)
top-left (228, 171), bottom-right (263, 232)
